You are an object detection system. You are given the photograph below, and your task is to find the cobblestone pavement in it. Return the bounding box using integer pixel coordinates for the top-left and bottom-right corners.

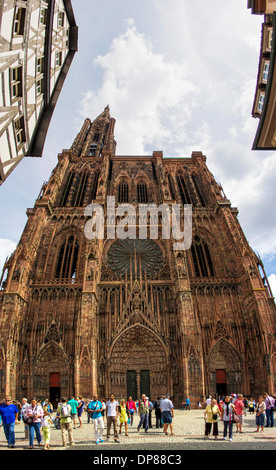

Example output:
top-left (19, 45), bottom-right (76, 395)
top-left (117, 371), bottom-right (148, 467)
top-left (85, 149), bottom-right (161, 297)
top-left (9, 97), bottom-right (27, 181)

top-left (1, 410), bottom-right (275, 451)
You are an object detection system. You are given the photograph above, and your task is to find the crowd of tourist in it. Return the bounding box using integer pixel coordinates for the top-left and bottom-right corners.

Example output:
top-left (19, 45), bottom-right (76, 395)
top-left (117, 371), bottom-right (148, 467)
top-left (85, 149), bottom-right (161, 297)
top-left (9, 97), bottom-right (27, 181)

top-left (0, 392), bottom-right (274, 449)
top-left (201, 393), bottom-right (275, 440)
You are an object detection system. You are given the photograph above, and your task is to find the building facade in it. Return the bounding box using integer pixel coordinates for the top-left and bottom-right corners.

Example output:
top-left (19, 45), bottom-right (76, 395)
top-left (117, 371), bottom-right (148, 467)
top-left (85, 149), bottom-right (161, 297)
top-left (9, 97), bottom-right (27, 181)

top-left (248, 1), bottom-right (276, 149)
top-left (0, 107), bottom-right (275, 408)
top-left (0, 0), bottom-right (78, 184)
top-left (248, 0), bottom-right (276, 14)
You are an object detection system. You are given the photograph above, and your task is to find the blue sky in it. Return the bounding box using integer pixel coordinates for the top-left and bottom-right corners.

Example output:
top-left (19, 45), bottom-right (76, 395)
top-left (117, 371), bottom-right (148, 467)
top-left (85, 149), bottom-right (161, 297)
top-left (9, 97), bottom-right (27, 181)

top-left (1, 0), bottom-right (276, 294)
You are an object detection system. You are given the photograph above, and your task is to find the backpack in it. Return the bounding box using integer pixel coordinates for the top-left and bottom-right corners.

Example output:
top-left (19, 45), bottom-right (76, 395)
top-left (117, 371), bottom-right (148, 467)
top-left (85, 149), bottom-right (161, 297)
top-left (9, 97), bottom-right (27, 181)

top-left (60, 404), bottom-right (70, 418)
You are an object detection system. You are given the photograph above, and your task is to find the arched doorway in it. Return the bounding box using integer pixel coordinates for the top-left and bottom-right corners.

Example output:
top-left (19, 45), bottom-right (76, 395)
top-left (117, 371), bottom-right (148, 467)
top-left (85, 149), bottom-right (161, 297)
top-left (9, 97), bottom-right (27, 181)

top-left (33, 341), bottom-right (70, 408)
top-left (208, 339), bottom-right (242, 397)
top-left (107, 325), bottom-right (168, 400)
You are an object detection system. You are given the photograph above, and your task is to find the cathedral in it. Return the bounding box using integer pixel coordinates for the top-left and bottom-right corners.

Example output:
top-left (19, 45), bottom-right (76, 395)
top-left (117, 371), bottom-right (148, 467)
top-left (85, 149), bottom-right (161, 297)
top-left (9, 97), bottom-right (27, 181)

top-left (0, 107), bottom-right (275, 408)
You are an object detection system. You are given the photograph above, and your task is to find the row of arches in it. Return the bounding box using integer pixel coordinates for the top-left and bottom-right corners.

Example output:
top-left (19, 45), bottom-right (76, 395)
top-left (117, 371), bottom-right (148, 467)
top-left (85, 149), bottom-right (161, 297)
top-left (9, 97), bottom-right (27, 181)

top-left (57, 167), bottom-right (209, 208)
top-left (12, 323), bottom-right (251, 402)
top-left (118, 181), bottom-right (149, 204)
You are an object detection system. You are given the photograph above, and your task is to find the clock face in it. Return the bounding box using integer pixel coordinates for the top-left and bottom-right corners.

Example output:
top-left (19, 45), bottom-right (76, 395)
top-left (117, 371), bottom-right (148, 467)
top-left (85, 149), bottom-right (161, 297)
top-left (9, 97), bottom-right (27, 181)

top-left (107, 238), bottom-right (164, 280)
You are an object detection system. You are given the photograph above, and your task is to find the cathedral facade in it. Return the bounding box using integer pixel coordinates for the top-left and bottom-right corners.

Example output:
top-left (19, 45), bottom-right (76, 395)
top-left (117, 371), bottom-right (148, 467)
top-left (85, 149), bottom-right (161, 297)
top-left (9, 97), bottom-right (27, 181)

top-left (0, 107), bottom-right (275, 407)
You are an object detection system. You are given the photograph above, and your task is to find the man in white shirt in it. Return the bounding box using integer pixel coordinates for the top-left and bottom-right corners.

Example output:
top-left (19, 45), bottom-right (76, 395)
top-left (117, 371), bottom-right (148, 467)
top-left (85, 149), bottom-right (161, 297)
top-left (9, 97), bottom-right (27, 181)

top-left (88, 394), bottom-right (105, 444)
top-left (160, 394), bottom-right (174, 435)
top-left (105, 394), bottom-right (119, 443)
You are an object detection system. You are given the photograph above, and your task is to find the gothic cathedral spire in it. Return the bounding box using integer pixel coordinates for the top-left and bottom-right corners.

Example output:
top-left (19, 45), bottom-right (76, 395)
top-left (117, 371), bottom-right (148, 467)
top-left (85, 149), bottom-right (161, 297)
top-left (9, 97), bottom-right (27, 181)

top-left (70, 106), bottom-right (116, 159)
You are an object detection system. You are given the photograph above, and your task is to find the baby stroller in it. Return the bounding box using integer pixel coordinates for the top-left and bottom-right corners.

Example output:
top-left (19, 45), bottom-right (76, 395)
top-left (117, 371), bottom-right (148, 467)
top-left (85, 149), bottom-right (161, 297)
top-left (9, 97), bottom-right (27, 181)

top-left (53, 413), bottom-right (61, 430)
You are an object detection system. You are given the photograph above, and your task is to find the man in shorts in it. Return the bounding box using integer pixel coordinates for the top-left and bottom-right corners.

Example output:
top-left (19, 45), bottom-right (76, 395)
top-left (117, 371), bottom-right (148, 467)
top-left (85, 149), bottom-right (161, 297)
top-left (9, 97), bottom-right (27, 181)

top-left (68, 396), bottom-right (78, 429)
top-left (160, 394), bottom-right (174, 435)
top-left (235, 394), bottom-right (245, 433)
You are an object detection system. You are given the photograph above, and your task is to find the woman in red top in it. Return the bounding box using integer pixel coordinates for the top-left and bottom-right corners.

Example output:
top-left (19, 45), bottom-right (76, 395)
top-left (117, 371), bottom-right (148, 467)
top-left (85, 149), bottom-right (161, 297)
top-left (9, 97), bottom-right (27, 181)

top-left (126, 396), bottom-right (136, 426)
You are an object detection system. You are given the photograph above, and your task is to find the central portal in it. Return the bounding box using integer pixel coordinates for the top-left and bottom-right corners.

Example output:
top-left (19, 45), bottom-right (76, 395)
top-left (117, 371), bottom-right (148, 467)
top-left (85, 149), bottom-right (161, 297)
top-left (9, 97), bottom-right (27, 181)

top-left (108, 325), bottom-right (168, 401)
top-left (127, 370), bottom-right (150, 400)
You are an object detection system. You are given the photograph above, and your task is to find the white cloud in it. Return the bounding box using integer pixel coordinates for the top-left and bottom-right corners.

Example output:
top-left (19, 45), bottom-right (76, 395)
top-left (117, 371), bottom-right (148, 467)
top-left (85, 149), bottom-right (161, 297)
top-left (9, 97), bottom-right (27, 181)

top-left (268, 274), bottom-right (276, 298)
top-left (77, 7), bottom-right (276, 273)
top-left (79, 21), bottom-right (199, 155)
top-left (0, 239), bottom-right (16, 274)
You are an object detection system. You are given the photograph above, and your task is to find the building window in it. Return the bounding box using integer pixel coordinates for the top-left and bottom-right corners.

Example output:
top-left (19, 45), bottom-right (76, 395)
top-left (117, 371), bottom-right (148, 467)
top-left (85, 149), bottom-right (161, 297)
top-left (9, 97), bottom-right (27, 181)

top-left (137, 182), bottom-right (148, 203)
top-left (90, 171), bottom-right (100, 200)
top-left (58, 11), bottom-right (65, 27)
top-left (60, 172), bottom-right (75, 207)
top-left (36, 78), bottom-right (44, 96)
top-left (55, 51), bottom-right (62, 67)
top-left (118, 182), bottom-right (129, 203)
top-left (55, 236), bottom-right (79, 280)
top-left (11, 66), bottom-right (23, 99)
top-left (267, 29), bottom-right (273, 50)
top-left (14, 116), bottom-right (26, 146)
top-left (93, 133), bottom-right (100, 142)
top-left (262, 62), bottom-right (270, 83)
top-left (191, 235), bottom-right (214, 277)
top-left (257, 93), bottom-right (265, 113)
top-left (14, 8), bottom-right (26, 36)
top-left (191, 173), bottom-right (207, 207)
top-left (176, 174), bottom-right (193, 205)
top-left (89, 144), bottom-right (97, 156)
top-left (73, 171), bottom-right (89, 207)
top-left (40, 8), bottom-right (47, 25)
top-left (36, 57), bottom-right (44, 75)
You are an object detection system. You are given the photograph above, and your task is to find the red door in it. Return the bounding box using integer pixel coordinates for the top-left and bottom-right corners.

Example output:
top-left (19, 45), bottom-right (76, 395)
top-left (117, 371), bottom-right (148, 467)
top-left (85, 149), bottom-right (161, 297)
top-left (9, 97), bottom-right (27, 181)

top-left (49, 373), bottom-right (60, 387)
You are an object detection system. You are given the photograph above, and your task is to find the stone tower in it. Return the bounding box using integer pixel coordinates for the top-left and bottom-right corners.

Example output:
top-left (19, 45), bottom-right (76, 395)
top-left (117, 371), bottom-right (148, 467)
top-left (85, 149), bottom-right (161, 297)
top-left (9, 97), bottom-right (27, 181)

top-left (0, 107), bottom-right (275, 407)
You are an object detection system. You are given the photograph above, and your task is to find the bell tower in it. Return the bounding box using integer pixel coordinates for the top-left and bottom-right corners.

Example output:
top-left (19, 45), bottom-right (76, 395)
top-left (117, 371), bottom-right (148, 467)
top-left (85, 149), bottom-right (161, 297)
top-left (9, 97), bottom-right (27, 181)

top-left (70, 105), bottom-right (116, 159)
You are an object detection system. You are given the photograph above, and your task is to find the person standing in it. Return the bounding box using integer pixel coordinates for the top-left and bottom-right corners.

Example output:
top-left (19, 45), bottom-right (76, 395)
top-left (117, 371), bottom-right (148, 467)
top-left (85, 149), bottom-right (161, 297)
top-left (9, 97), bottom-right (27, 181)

top-left (41, 407), bottom-right (53, 450)
top-left (255, 396), bottom-right (266, 433)
top-left (119, 399), bottom-right (129, 436)
top-left (220, 396), bottom-right (235, 441)
top-left (160, 394), bottom-right (174, 435)
top-left (68, 396), bottom-right (78, 429)
top-left (86, 399), bottom-right (93, 424)
top-left (235, 394), bottom-right (245, 433)
top-left (204, 397), bottom-right (220, 440)
top-left (105, 393), bottom-right (120, 443)
top-left (263, 392), bottom-right (275, 428)
top-left (205, 396), bottom-right (212, 407)
top-left (20, 398), bottom-right (29, 423)
top-left (57, 397), bottom-right (75, 447)
top-left (24, 398), bottom-right (44, 449)
top-left (248, 397), bottom-right (255, 415)
top-left (148, 398), bottom-right (154, 428)
top-left (154, 397), bottom-right (162, 428)
top-left (101, 399), bottom-right (106, 422)
top-left (77, 395), bottom-right (85, 428)
top-left (137, 394), bottom-right (150, 433)
top-left (185, 397), bottom-right (190, 411)
top-left (126, 397), bottom-right (136, 426)
top-left (88, 394), bottom-right (105, 444)
top-left (0, 396), bottom-right (18, 448)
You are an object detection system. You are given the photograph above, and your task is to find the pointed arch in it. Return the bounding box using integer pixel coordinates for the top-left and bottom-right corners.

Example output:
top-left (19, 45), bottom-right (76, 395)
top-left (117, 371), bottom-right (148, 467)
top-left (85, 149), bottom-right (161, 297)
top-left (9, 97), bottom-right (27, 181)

top-left (208, 338), bottom-right (242, 395)
top-left (105, 324), bottom-right (169, 399)
top-left (137, 181), bottom-right (148, 203)
top-left (190, 235), bottom-right (214, 277)
top-left (33, 340), bottom-right (70, 399)
top-left (118, 180), bottom-right (129, 203)
top-left (79, 346), bottom-right (92, 398)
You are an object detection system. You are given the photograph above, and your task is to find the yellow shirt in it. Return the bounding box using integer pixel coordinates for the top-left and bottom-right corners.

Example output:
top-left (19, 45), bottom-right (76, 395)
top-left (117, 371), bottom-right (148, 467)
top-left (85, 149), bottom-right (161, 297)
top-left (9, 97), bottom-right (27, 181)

top-left (205, 404), bottom-right (220, 423)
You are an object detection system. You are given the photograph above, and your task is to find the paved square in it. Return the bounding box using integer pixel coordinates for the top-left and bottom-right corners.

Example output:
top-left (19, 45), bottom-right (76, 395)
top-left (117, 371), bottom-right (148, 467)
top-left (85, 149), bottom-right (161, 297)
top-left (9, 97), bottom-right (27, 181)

top-left (1, 409), bottom-right (275, 450)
